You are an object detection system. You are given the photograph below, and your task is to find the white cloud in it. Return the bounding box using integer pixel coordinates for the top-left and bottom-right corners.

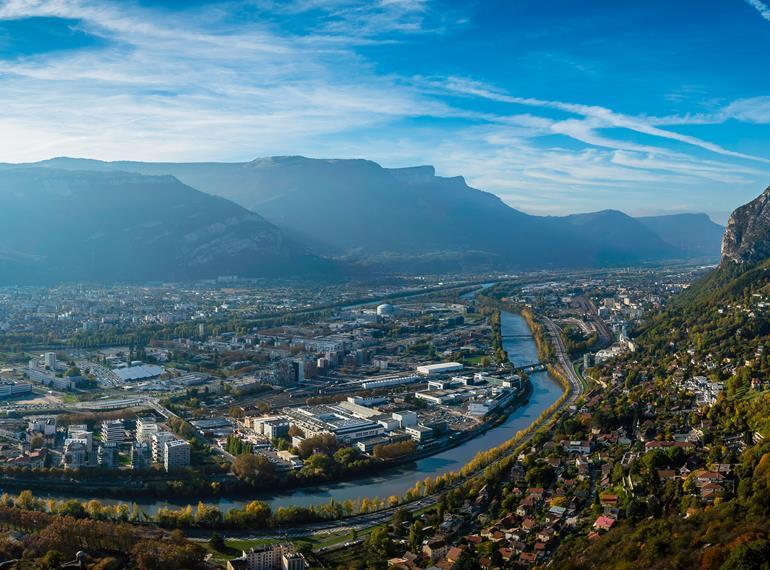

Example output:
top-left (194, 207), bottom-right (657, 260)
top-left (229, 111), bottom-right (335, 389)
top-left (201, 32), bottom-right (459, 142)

top-left (0, 0), bottom-right (767, 217)
top-left (745, 0), bottom-right (770, 22)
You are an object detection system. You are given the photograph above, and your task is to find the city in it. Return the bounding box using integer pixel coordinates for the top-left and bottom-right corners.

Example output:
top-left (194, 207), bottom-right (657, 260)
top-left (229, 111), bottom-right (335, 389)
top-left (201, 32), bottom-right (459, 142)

top-left (0, 264), bottom-right (727, 568)
top-left (1, 1), bottom-right (770, 568)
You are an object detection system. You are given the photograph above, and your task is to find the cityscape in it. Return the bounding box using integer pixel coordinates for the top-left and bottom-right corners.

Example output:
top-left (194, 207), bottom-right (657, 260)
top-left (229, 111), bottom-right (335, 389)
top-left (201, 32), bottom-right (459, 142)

top-left (0, 1), bottom-right (769, 569)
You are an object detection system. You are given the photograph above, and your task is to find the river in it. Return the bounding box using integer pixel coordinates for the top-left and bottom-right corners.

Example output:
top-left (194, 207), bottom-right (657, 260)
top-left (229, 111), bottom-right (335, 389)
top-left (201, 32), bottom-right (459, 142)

top-left (34, 311), bottom-right (563, 514)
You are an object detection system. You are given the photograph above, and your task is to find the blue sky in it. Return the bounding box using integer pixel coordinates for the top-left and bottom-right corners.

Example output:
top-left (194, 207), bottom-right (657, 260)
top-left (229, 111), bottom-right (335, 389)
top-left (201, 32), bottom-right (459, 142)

top-left (1, 1), bottom-right (770, 221)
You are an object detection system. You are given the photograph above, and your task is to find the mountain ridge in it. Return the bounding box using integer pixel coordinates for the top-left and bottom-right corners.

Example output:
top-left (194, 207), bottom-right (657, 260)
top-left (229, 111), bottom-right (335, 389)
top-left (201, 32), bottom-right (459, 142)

top-left (0, 167), bottom-right (331, 284)
top-left (9, 156), bottom-right (724, 273)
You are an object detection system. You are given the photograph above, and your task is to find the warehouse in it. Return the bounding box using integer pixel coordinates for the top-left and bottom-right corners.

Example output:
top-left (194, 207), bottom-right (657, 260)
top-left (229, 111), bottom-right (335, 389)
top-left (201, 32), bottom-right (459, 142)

top-left (416, 362), bottom-right (464, 376)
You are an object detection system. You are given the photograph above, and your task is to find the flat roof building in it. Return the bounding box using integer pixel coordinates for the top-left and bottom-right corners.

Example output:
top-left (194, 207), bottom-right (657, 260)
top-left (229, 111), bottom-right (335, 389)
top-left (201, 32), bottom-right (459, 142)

top-left (416, 362), bottom-right (464, 376)
top-left (164, 439), bottom-right (191, 471)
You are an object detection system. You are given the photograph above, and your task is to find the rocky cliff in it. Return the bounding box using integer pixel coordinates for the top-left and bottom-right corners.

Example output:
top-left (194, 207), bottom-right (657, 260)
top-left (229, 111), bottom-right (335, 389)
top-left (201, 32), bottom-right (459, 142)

top-left (722, 186), bottom-right (770, 265)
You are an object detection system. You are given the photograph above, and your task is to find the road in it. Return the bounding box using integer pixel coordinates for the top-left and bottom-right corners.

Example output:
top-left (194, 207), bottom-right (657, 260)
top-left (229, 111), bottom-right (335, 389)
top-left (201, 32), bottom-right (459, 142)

top-left (542, 316), bottom-right (586, 394)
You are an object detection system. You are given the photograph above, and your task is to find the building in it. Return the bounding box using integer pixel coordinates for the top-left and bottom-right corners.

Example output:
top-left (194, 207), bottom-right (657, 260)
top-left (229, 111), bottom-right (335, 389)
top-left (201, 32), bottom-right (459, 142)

top-left (250, 417), bottom-right (290, 440)
top-left (359, 374), bottom-right (420, 390)
top-left (151, 431), bottom-right (176, 463)
top-left (416, 362), bottom-right (464, 376)
top-left (283, 405), bottom-right (383, 444)
top-left (63, 439), bottom-right (89, 469)
top-left (392, 410), bottom-right (418, 428)
top-left (423, 538), bottom-right (449, 562)
top-left (97, 442), bottom-right (118, 468)
top-left (164, 439), bottom-right (191, 471)
top-left (101, 420), bottom-right (124, 444)
top-left (28, 416), bottom-right (57, 437)
top-left (68, 425), bottom-right (93, 452)
top-left (114, 364), bottom-right (164, 382)
top-left (0, 381), bottom-right (32, 399)
top-left (405, 425), bottom-right (434, 442)
top-left (281, 552), bottom-right (307, 570)
top-left (135, 417), bottom-right (158, 443)
top-left (131, 442), bottom-right (151, 470)
top-left (231, 544), bottom-right (306, 570)
top-left (376, 303), bottom-right (397, 317)
top-left (44, 352), bottom-right (57, 370)
top-left (26, 366), bottom-right (75, 390)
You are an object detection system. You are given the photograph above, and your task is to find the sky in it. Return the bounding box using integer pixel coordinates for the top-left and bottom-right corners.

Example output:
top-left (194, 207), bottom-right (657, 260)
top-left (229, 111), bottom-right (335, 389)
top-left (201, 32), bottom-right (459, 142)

top-left (1, 1), bottom-right (770, 222)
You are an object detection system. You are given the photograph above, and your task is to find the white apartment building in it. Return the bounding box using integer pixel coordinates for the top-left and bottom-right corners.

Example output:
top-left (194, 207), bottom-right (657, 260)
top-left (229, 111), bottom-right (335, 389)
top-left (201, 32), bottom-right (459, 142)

top-left (101, 420), bottom-right (124, 444)
top-left (68, 425), bottom-right (93, 452)
top-left (135, 417), bottom-right (159, 443)
top-left (151, 431), bottom-right (176, 463)
top-left (163, 439), bottom-right (191, 471)
top-left (63, 438), bottom-right (89, 469)
top-left (236, 544), bottom-right (306, 570)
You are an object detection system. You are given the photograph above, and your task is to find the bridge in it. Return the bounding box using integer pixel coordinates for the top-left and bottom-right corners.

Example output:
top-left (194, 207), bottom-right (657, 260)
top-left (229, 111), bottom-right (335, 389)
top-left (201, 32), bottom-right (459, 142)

top-left (518, 363), bottom-right (546, 373)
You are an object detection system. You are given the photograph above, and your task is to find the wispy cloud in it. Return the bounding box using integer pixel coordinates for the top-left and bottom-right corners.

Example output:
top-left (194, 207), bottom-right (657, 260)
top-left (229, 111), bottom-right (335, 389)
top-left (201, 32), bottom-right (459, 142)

top-left (428, 76), bottom-right (770, 164)
top-left (0, 0), bottom-right (767, 219)
top-left (745, 0), bottom-right (770, 22)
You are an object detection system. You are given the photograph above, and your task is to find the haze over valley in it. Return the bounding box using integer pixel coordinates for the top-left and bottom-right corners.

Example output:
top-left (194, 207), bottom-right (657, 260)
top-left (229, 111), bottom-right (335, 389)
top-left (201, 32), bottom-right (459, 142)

top-left (0, 156), bottom-right (725, 283)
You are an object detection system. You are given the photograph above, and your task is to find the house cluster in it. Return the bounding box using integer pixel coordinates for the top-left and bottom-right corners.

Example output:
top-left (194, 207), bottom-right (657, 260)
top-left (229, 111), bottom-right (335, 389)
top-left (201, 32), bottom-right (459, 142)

top-left (382, 357), bottom-right (750, 569)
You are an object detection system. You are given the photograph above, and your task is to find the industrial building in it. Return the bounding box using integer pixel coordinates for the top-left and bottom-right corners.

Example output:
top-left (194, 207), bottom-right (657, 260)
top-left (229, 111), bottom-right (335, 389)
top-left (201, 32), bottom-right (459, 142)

top-left (392, 410), bottom-right (418, 428)
top-left (416, 362), bottom-right (464, 376)
top-left (283, 405), bottom-right (383, 444)
top-left (250, 416), bottom-right (290, 439)
top-left (359, 374), bottom-right (420, 390)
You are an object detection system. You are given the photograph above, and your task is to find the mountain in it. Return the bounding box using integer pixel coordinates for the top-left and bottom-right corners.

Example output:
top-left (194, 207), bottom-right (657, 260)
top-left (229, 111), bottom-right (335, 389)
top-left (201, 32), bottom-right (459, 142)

top-left (636, 213), bottom-right (724, 258)
top-left (721, 185), bottom-right (770, 265)
top-left (0, 168), bottom-right (328, 284)
top-left (15, 156), bottom-right (720, 271)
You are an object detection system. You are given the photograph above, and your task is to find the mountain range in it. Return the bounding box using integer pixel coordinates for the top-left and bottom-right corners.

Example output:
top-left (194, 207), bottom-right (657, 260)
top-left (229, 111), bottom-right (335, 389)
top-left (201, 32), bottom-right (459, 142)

top-left (0, 156), bottom-right (726, 282)
top-left (0, 168), bottom-right (329, 284)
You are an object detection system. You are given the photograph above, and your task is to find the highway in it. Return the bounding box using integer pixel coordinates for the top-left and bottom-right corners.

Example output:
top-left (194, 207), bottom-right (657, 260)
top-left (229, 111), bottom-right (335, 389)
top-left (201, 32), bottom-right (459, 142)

top-left (542, 316), bottom-right (587, 394)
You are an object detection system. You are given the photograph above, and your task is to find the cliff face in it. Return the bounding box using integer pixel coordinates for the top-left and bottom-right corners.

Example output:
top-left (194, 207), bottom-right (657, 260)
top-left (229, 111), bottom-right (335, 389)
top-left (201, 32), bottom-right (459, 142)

top-left (722, 186), bottom-right (770, 265)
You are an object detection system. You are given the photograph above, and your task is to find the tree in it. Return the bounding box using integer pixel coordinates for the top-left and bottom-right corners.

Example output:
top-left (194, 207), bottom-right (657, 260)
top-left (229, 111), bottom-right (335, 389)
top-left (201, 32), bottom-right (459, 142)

top-left (232, 453), bottom-right (275, 482)
top-left (38, 550), bottom-right (65, 570)
top-left (720, 538), bottom-right (770, 570)
top-left (209, 532), bottom-right (225, 551)
top-left (454, 551), bottom-right (482, 570)
top-left (409, 520), bottom-right (424, 551)
top-left (365, 526), bottom-right (393, 561)
top-left (391, 508), bottom-right (412, 533)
